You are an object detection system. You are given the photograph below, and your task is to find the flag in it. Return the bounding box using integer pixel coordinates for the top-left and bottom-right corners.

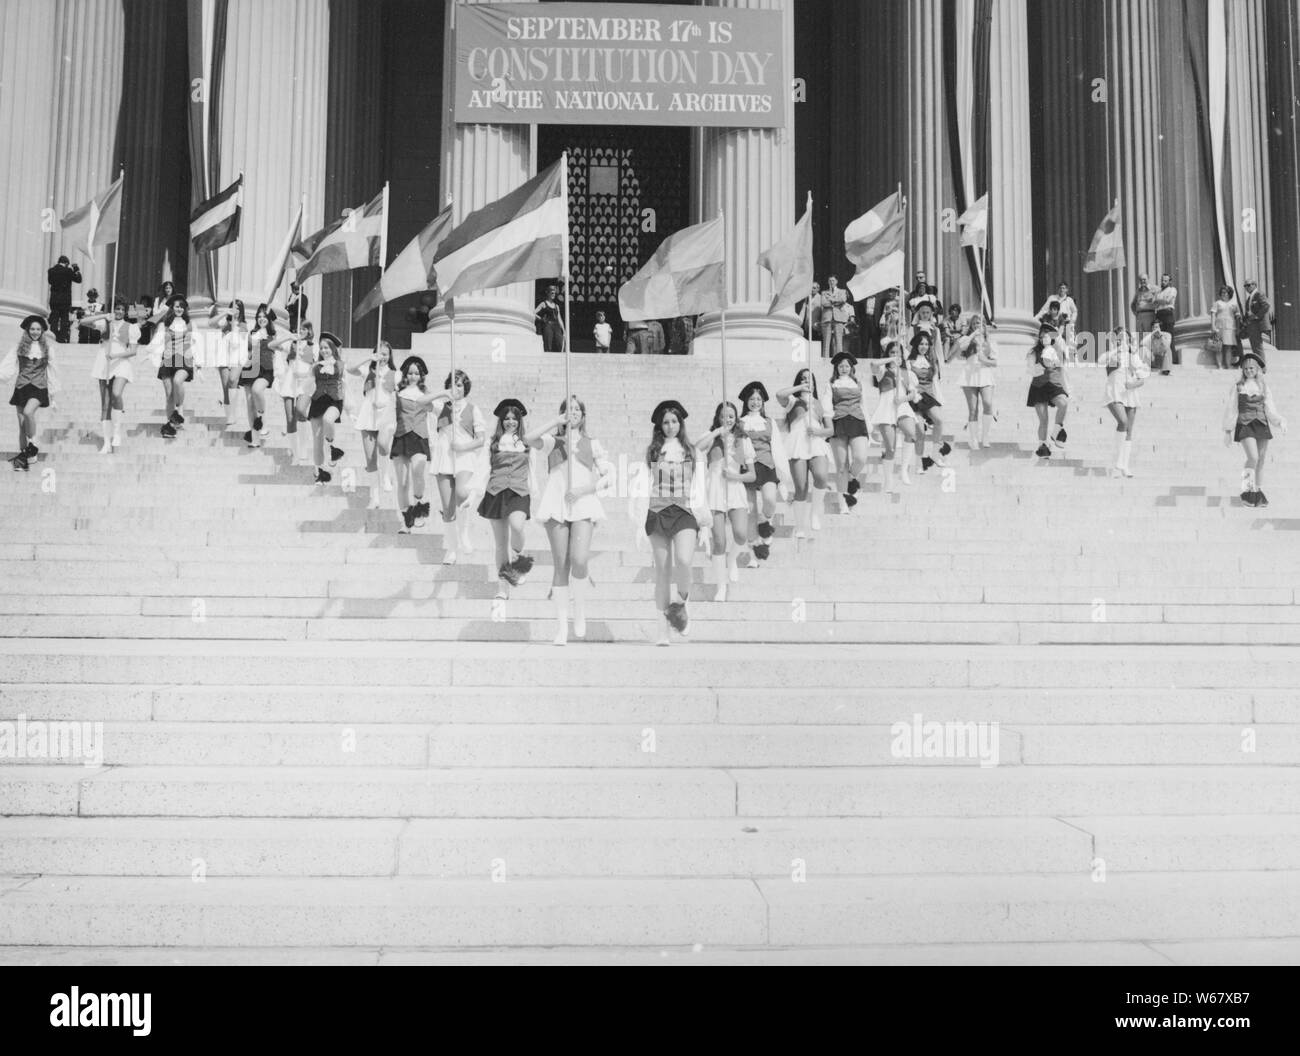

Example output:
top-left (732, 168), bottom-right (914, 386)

top-left (1083, 202), bottom-right (1125, 272)
top-left (957, 192), bottom-right (988, 248)
top-left (845, 191), bottom-right (905, 300)
top-left (263, 198), bottom-right (305, 304)
top-left (757, 192), bottom-right (814, 315)
top-left (432, 158), bottom-right (565, 301)
top-left (618, 218), bottom-right (725, 323)
top-left (354, 205), bottom-right (455, 320)
top-left (190, 175), bottom-right (243, 254)
top-left (293, 190), bottom-right (385, 282)
top-left (59, 175), bottom-right (124, 262)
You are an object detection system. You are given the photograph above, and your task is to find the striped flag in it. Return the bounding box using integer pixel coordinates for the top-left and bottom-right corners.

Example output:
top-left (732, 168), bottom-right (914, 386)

top-left (957, 192), bottom-right (988, 248)
top-left (262, 198), bottom-right (304, 304)
top-left (757, 192), bottom-right (814, 315)
top-left (60, 175), bottom-right (124, 262)
top-left (294, 191), bottom-right (385, 281)
top-left (1082, 202), bottom-right (1125, 273)
top-left (844, 191), bottom-right (905, 300)
top-left (355, 205), bottom-right (455, 320)
top-left (619, 218), bottom-right (725, 323)
top-left (190, 175), bottom-right (243, 254)
top-left (432, 158), bottom-right (565, 301)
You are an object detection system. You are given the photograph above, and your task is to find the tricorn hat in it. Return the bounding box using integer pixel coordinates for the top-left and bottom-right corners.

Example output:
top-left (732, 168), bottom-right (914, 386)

top-left (651, 399), bottom-right (688, 427)
top-left (738, 380), bottom-right (769, 406)
top-left (20, 315), bottom-right (48, 333)
top-left (494, 398), bottom-right (527, 420)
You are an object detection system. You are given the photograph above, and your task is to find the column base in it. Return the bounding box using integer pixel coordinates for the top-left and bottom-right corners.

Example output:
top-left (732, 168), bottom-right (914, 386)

top-left (990, 309), bottom-right (1039, 358)
top-left (1173, 318), bottom-right (1216, 367)
top-left (0, 290), bottom-right (51, 332)
top-left (411, 329), bottom-right (542, 364)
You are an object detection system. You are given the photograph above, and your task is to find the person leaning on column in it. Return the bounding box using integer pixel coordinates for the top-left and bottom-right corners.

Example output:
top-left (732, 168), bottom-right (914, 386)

top-left (1153, 273), bottom-right (1179, 368)
top-left (820, 276), bottom-right (850, 358)
top-left (1240, 278), bottom-right (1273, 366)
top-left (802, 281), bottom-right (821, 344)
top-left (1130, 274), bottom-right (1157, 335)
top-left (46, 255), bottom-right (82, 343)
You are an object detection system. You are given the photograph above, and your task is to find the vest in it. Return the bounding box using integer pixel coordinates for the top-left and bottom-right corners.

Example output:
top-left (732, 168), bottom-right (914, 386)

top-left (1238, 386), bottom-right (1268, 424)
top-left (486, 445), bottom-right (530, 495)
top-left (831, 378), bottom-right (865, 420)
top-left (742, 415), bottom-right (775, 468)
top-left (395, 393), bottom-right (429, 438)
top-left (314, 364), bottom-right (343, 400)
top-left (254, 334), bottom-right (274, 372)
top-left (161, 325), bottom-right (192, 368)
top-left (1032, 348), bottom-right (1064, 387)
top-left (437, 400), bottom-right (476, 432)
top-left (648, 445), bottom-right (693, 512)
top-left (909, 355), bottom-right (938, 398)
top-left (16, 346), bottom-right (48, 388)
top-left (548, 433), bottom-right (595, 472)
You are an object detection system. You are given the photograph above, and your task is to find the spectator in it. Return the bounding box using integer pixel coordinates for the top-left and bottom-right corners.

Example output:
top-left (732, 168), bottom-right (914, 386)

top-left (647, 319), bottom-right (666, 355)
top-left (669, 315), bottom-right (695, 356)
top-left (1208, 285), bottom-right (1240, 370)
top-left (625, 318), bottom-right (651, 355)
top-left (1240, 279), bottom-right (1272, 365)
top-left (819, 275), bottom-right (851, 358)
top-left (286, 279), bottom-right (309, 332)
top-left (1154, 273), bottom-right (1179, 366)
top-left (78, 289), bottom-right (104, 344)
top-left (802, 281), bottom-right (821, 342)
top-left (534, 283), bottom-right (565, 353)
top-left (593, 311), bottom-right (612, 353)
top-left (153, 281), bottom-right (176, 317)
top-left (47, 255), bottom-right (82, 342)
top-left (1130, 273), bottom-right (1157, 335)
top-left (907, 269), bottom-right (943, 320)
top-left (1143, 320), bottom-right (1172, 374)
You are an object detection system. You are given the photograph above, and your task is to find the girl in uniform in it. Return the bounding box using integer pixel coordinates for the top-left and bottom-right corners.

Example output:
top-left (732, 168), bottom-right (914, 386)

top-left (4, 316), bottom-right (58, 472)
top-left (240, 305), bottom-right (278, 448)
top-left (479, 398), bottom-right (541, 598)
top-left (642, 400), bottom-right (703, 643)
top-left (307, 332), bottom-right (347, 484)
top-left (391, 356), bottom-right (435, 534)
top-left (83, 299), bottom-right (139, 453)
top-left (153, 296), bottom-right (195, 439)
top-left (535, 395), bottom-right (612, 645)
top-left (954, 313), bottom-right (997, 450)
top-left (271, 320), bottom-right (315, 465)
top-left (827, 352), bottom-right (871, 508)
top-left (1101, 326), bottom-right (1150, 478)
top-left (868, 348), bottom-right (920, 491)
top-left (431, 369), bottom-right (487, 565)
top-left (207, 300), bottom-right (247, 424)
top-left (1026, 322), bottom-right (1070, 458)
top-left (349, 341), bottom-right (397, 508)
top-left (737, 381), bottom-right (789, 564)
top-left (695, 401), bottom-right (756, 602)
top-left (775, 368), bottom-right (833, 539)
top-left (907, 331), bottom-right (954, 473)
top-left (1223, 352), bottom-right (1286, 508)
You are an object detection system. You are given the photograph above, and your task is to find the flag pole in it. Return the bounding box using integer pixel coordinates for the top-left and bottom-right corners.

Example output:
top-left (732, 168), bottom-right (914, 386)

top-left (720, 208), bottom-right (728, 409)
top-left (897, 182), bottom-right (906, 361)
top-left (805, 192), bottom-right (813, 359)
top-left (561, 151), bottom-right (573, 500)
top-left (375, 181), bottom-right (390, 349)
top-left (109, 166), bottom-right (123, 311)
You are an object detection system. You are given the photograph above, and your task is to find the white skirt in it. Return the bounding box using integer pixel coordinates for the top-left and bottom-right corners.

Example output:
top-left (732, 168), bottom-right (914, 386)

top-left (1104, 370), bottom-right (1141, 409)
top-left (869, 391), bottom-right (914, 427)
top-left (785, 417), bottom-right (831, 461)
top-left (353, 389), bottom-right (394, 433)
top-left (206, 332), bottom-right (243, 370)
top-left (273, 364), bottom-right (311, 400)
top-left (706, 467), bottom-right (749, 513)
top-left (962, 360), bottom-right (996, 389)
top-left (431, 428), bottom-right (479, 476)
top-left (535, 468), bottom-right (604, 523)
top-left (90, 348), bottom-right (133, 382)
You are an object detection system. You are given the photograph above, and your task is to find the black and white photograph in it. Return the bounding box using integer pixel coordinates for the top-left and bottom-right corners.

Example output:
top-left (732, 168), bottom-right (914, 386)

top-left (1, 0), bottom-right (1299, 1009)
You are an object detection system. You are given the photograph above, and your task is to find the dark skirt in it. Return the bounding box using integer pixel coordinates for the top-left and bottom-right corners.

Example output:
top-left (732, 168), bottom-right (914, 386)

top-left (1234, 419), bottom-right (1272, 443)
top-left (239, 367), bottom-right (274, 388)
top-left (478, 488), bottom-right (530, 520)
top-left (1027, 382), bottom-right (1067, 407)
top-left (833, 415), bottom-right (869, 439)
top-left (645, 504), bottom-right (698, 539)
top-left (9, 384), bottom-right (49, 409)
top-left (309, 394), bottom-right (344, 420)
top-left (748, 461), bottom-right (780, 489)
top-left (911, 393), bottom-right (941, 421)
top-left (391, 431), bottom-right (430, 459)
top-left (157, 365), bottom-right (192, 381)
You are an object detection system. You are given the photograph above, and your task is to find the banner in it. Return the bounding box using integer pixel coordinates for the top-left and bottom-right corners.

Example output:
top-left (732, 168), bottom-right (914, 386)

top-left (453, 2), bottom-right (784, 128)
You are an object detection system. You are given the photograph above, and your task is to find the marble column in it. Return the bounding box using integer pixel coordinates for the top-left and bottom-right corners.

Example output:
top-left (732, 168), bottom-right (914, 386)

top-left (694, 0), bottom-right (799, 343)
top-left (1105, 0), bottom-right (1164, 324)
top-left (1264, 0), bottom-right (1299, 348)
top-left (47, 0), bottom-right (126, 300)
top-left (905, 0), bottom-right (951, 304)
top-left (429, 0), bottom-right (538, 345)
top-left (1156, 0), bottom-right (1216, 345)
top-left (198, 0), bottom-right (329, 316)
top-left (988, 0), bottom-right (1036, 345)
top-left (0, 1), bottom-right (59, 329)
top-left (1226, 0), bottom-right (1274, 298)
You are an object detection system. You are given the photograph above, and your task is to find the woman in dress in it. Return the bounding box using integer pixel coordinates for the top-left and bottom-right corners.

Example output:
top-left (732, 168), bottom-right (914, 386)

top-left (534, 395), bottom-right (612, 645)
top-left (83, 299), bottom-right (139, 453)
top-left (4, 316), bottom-right (58, 472)
top-left (152, 296), bottom-right (196, 440)
top-left (207, 300), bottom-right (247, 424)
top-left (479, 398), bottom-right (542, 599)
top-left (868, 349), bottom-right (920, 491)
top-left (271, 320), bottom-right (315, 465)
top-left (391, 356), bottom-right (436, 534)
top-left (1101, 326), bottom-right (1150, 478)
top-left (431, 369), bottom-right (487, 566)
top-left (775, 368), bottom-right (833, 539)
top-left (1026, 322), bottom-right (1070, 459)
top-left (827, 352), bottom-right (871, 509)
top-left (737, 381), bottom-right (790, 564)
top-left (1223, 352), bottom-right (1286, 508)
top-left (1209, 285), bottom-right (1241, 371)
top-left (239, 305), bottom-right (278, 449)
top-left (954, 314), bottom-right (997, 450)
top-left (642, 400), bottom-right (702, 643)
top-left (348, 341), bottom-right (397, 508)
top-left (905, 331), bottom-right (953, 474)
top-left (306, 332), bottom-right (347, 484)
top-left (695, 401), bottom-right (756, 602)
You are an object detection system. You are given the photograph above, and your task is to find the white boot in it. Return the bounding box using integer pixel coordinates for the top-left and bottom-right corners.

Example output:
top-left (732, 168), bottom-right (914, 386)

top-left (883, 455), bottom-right (896, 493)
top-left (713, 554), bottom-right (728, 602)
top-left (112, 411), bottom-right (123, 447)
top-left (793, 500), bottom-right (810, 540)
top-left (552, 586), bottom-right (569, 645)
top-left (458, 505), bottom-right (475, 553)
top-left (810, 488), bottom-right (823, 530)
top-left (967, 420), bottom-right (980, 451)
top-left (571, 577), bottom-right (587, 639)
top-left (656, 608), bottom-right (672, 646)
top-left (367, 469), bottom-right (382, 509)
top-left (726, 544), bottom-right (739, 582)
top-left (1110, 432), bottom-right (1126, 478)
top-left (1120, 439), bottom-right (1134, 478)
top-left (99, 418), bottom-right (112, 454)
top-left (899, 449), bottom-right (913, 486)
top-left (442, 515), bottom-right (457, 565)
top-left (979, 414), bottom-right (992, 448)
